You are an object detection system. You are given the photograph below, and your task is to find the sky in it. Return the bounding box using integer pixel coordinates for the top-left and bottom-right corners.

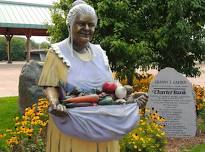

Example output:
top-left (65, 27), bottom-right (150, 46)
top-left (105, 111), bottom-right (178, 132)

top-left (5, 0), bottom-right (58, 43)
top-left (7, 0), bottom-right (57, 5)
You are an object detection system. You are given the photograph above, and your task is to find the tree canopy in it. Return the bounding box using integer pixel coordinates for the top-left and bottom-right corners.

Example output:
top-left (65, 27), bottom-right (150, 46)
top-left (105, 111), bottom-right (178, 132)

top-left (0, 37), bottom-right (26, 61)
top-left (48, 0), bottom-right (205, 84)
top-left (11, 37), bottom-right (26, 61)
top-left (134, 0), bottom-right (205, 77)
top-left (0, 37), bottom-right (7, 61)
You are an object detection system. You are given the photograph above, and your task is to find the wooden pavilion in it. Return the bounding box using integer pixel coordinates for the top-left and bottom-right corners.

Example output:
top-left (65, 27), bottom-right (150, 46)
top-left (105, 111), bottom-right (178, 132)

top-left (0, 0), bottom-right (52, 63)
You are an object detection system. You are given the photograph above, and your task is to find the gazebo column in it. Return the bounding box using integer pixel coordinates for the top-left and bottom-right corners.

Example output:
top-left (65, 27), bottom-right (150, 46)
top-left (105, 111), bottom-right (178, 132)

top-left (26, 31), bottom-right (31, 62)
top-left (5, 34), bottom-right (13, 63)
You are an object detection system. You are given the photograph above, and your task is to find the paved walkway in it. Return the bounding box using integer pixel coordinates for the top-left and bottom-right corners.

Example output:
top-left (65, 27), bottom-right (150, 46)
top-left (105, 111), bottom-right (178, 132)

top-left (0, 61), bottom-right (25, 97)
top-left (0, 61), bottom-right (204, 97)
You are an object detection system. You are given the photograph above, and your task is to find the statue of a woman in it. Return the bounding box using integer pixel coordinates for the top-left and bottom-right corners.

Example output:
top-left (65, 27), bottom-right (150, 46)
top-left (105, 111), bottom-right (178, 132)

top-left (38, 1), bottom-right (119, 151)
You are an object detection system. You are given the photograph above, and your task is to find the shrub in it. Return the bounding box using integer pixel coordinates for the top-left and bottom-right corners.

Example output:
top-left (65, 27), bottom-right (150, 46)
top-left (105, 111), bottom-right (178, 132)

top-left (194, 85), bottom-right (205, 112)
top-left (194, 85), bottom-right (205, 133)
top-left (120, 108), bottom-right (167, 152)
top-left (120, 72), bottom-right (154, 92)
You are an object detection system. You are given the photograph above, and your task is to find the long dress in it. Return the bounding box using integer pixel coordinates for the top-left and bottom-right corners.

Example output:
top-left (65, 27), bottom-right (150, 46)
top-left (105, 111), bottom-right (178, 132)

top-left (38, 38), bottom-right (120, 152)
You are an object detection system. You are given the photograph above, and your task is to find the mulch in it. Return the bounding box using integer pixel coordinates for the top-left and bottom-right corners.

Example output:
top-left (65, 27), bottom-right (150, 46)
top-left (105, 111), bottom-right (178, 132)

top-left (165, 133), bottom-right (205, 152)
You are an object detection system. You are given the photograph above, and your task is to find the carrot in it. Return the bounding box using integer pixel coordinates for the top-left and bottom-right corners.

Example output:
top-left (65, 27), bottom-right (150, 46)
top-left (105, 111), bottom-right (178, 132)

top-left (63, 94), bottom-right (99, 103)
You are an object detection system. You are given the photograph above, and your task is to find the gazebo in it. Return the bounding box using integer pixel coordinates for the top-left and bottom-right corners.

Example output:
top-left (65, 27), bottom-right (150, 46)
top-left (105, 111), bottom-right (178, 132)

top-left (0, 0), bottom-right (52, 63)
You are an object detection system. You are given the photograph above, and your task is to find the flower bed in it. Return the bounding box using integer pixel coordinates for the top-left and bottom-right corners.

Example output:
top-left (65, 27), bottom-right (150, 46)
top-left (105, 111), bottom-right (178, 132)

top-left (2, 98), bottom-right (48, 152)
top-left (1, 73), bottom-right (205, 151)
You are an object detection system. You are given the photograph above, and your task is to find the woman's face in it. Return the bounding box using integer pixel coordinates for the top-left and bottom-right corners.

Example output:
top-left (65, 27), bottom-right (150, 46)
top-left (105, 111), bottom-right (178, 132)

top-left (71, 13), bottom-right (96, 48)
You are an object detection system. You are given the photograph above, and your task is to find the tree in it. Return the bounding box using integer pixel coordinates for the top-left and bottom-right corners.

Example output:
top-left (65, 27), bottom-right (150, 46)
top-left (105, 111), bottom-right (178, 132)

top-left (0, 37), bottom-right (26, 61)
top-left (48, 0), bottom-right (72, 43)
top-left (0, 37), bottom-right (7, 61)
top-left (40, 41), bottom-right (50, 49)
top-left (132, 0), bottom-right (205, 77)
top-left (91, 0), bottom-right (153, 85)
top-left (31, 40), bottom-right (39, 50)
top-left (11, 37), bottom-right (26, 61)
top-left (48, 0), bottom-right (205, 85)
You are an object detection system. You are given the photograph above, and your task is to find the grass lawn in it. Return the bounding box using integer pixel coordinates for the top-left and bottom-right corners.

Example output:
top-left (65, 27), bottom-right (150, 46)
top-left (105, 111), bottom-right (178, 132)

top-left (187, 144), bottom-right (205, 152)
top-left (0, 96), bottom-right (20, 151)
top-left (182, 144), bottom-right (205, 152)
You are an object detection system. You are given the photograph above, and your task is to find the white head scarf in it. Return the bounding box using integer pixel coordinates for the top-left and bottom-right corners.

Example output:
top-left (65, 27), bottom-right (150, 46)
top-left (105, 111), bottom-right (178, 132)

top-left (66, 0), bottom-right (98, 56)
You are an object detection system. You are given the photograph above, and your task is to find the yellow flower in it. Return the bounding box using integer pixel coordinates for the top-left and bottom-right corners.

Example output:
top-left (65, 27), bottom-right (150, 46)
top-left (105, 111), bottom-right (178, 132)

top-left (22, 115), bottom-right (29, 120)
top-left (15, 122), bottom-right (20, 126)
top-left (15, 117), bottom-right (19, 121)
top-left (138, 127), bottom-right (143, 131)
top-left (156, 133), bottom-right (161, 137)
top-left (132, 134), bottom-right (139, 140)
top-left (160, 132), bottom-right (165, 136)
top-left (7, 136), bottom-right (19, 145)
top-left (0, 133), bottom-right (5, 138)
top-left (139, 137), bottom-right (144, 143)
top-left (21, 121), bottom-right (28, 126)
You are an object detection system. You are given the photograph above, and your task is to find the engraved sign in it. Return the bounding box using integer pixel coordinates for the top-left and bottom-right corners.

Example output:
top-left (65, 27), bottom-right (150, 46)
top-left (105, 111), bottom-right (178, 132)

top-left (146, 68), bottom-right (196, 137)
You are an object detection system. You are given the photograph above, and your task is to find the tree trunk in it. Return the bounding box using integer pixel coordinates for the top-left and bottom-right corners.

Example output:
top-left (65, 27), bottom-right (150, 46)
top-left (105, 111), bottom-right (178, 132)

top-left (126, 72), bottom-right (134, 86)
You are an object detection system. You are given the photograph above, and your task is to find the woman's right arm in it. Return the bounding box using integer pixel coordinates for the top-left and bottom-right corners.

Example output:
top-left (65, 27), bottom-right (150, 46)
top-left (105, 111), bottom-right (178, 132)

top-left (45, 87), bottom-right (67, 112)
top-left (38, 50), bottom-right (67, 113)
top-left (45, 87), bottom-right (59, 107)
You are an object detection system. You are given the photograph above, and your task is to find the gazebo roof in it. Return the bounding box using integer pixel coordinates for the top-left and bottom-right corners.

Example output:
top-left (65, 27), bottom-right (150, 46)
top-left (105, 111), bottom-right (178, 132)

top-left (0, 0), bottom-right (52, 36)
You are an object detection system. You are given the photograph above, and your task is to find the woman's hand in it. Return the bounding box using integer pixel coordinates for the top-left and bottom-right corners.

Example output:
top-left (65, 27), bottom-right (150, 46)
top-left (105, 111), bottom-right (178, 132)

top-left (45, 87), bottom-right (68, 117)
top-left (49, 102), bottom-right (68, 117)
top-left (135, 93), bottom-right (148, 108)
top-left (50, 102), bottom-right (67, 112)
top-left (127, 92), bottom-right (148, 108)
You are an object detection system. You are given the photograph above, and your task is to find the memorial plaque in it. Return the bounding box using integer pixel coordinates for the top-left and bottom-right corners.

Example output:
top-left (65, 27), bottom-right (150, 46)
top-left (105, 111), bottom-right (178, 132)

top-left (146, 67), bottom-right (196, 137)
